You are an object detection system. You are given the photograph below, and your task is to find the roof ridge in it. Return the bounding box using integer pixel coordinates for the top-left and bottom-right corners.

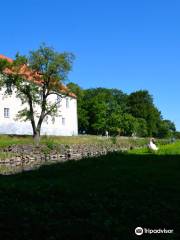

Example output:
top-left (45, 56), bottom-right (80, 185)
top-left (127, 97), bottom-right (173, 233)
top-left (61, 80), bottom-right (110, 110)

top-left (0, 54), bottom-right (77, 98)
top-left (0, 54), bottom-right (13, 63)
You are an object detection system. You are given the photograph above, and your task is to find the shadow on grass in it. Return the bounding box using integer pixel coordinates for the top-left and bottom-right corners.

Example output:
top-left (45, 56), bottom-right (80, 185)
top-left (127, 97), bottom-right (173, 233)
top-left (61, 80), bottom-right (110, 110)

top-left (0, 152), bottom-right (180, 240)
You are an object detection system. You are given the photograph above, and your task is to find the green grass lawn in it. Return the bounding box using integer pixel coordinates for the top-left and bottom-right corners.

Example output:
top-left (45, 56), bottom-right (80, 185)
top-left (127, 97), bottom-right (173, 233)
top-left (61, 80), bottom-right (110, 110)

top-left (0, 142), bottom-right (180, 239)
top-left (130, 140), bottom-right (180, 155)
top-left (0, 134), bottom-right (120, 147)
top-left (0, 134), bottom-right (148, 147)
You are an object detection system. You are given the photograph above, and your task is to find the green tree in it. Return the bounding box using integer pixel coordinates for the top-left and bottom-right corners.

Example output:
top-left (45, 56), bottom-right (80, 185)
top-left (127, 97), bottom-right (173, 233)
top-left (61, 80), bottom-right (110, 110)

top-left (0, 44), bottom-right (74, 144)
top-left (136, 118), bottom-right (148, 137)
top-left (127, 90), bottom-right (161, 136)
top-left (119, 113), bottom-right (138, 136)
top-left (82, 88), bottom-right (127, 135)
top-left (175, 131), bottom-right (180, 139)
top-left (163, 120), bottom-right (176, 132)
top-left (106, 107), bottom-right (123, 135)
top-left (157, 120), bottom-right (176, 138)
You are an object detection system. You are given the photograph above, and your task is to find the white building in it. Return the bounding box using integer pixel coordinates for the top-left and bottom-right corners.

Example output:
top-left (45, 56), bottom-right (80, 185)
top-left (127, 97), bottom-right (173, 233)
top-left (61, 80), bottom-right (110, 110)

top-left (0, 54), bottom-right (78, 136)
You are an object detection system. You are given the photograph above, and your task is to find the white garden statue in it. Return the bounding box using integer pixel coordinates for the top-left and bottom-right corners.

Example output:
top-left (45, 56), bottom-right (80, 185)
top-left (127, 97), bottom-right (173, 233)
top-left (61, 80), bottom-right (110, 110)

top-left (105, 130), bottom-right (109, 138)
top-left (148, 138), bottom-right (159, 151)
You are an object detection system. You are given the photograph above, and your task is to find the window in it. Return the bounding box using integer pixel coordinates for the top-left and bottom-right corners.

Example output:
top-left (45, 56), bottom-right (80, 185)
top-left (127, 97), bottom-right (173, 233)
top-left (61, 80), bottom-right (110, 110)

top-left (4, 108), bottom-right (10, 118)
top-left (62, 117), bottom-right (65, 126)
top-left (57, 95), bottom-right (61, 102)
top-left (66, 98), bottom-right (69, 108)
top-left (57, 95), bottom-right (61, 107)
top-left (45, 116), bottom-right (48, 123)
top-left (52, 117), bottom-right (55, 124)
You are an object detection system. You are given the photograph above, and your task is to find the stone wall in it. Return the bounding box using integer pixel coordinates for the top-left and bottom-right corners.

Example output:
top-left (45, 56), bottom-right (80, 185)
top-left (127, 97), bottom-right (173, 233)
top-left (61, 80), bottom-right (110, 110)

top-left (0, 143), bottom-right (137, 175)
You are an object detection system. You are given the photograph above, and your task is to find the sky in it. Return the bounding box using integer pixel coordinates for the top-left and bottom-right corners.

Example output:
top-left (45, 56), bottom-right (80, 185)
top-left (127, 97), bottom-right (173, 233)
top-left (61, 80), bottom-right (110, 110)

top-left (0, 0), bottom-right (180, 129)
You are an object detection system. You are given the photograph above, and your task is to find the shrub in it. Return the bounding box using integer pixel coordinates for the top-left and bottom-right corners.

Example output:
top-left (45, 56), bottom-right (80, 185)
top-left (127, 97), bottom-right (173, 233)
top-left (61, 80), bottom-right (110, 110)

top-left (45, 138), bottom-right (57, 150)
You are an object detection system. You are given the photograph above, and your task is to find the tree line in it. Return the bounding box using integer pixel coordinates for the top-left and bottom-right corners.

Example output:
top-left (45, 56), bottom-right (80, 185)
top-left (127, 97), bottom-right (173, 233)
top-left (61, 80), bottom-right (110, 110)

top-left (67, 83), bottom-right (176, 138)
top-left (0, 44), bottom-right (177, 140)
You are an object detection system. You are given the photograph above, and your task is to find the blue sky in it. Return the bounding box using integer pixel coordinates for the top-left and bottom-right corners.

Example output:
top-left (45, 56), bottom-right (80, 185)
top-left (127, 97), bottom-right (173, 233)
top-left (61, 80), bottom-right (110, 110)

top-left (1, 0), bottom-right (180, 129)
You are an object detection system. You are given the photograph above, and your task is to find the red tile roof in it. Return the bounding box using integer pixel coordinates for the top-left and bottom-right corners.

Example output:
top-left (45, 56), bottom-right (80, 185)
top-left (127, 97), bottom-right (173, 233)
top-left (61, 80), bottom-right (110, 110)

top-left (0, 54), bottom-right (13, 63)
top-left (0, 54), bottom-right (76, 98)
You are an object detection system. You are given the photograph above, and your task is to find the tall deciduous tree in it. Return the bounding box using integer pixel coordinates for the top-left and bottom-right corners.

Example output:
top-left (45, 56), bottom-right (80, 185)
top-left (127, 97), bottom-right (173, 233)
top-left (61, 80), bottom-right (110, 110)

top-left (157, 120), bottom-right (176, 138)
top-left (127, 90), bottom-right (161, 136)
top-left (82, 88), bottom-right (128, 135)
top-left (0, 44), bottom-right (74, 144)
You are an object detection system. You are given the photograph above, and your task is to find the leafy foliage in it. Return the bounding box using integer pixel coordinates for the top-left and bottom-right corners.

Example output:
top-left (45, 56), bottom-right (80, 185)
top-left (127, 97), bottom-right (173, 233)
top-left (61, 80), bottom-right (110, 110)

top-left (0, 45), bottom-right (176, 139)
top-left (67, 84), bottom-right (176, 138)
top-left (127, 90), bottom-right (162, 136)
top-left (0, 44), bottom-right (74, 142)
top-left (157, 120), bottom-right (176, 138)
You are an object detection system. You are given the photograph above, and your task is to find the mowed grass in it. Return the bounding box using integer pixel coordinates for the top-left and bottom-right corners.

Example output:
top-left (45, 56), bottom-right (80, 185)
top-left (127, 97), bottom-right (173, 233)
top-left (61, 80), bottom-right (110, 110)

top-left (0, 134), bottom-right (148, 148)
top-left (130, 140), bottom-right (180, 155)
top-left (0, 135), bottom-right (110, 147)
top-left (0, 135), bottom-right (33, 147)
top-left (0, 142), bottom-right (180, 239)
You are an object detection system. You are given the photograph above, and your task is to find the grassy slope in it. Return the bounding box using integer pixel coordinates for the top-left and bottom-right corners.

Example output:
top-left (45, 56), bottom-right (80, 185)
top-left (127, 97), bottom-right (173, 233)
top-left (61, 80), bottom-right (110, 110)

top-left (0, 143), bottom-right (180, 239)
top-left (0, 135), bottom-right (148, 161)
top-left (0, 134), bottom-right (148, 147)
top-left (130, 141), bottom-right (180, 155)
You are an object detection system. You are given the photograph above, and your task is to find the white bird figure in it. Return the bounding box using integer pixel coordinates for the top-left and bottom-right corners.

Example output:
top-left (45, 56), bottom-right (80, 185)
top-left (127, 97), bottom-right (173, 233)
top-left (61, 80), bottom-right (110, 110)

top-left (148, 138), bottom-right (159, 151)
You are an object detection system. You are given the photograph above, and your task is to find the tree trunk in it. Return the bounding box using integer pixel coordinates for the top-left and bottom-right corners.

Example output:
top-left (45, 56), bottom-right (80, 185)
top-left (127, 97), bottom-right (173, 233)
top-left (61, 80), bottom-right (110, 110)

top-left (33, 131), bottom-right (40, 146)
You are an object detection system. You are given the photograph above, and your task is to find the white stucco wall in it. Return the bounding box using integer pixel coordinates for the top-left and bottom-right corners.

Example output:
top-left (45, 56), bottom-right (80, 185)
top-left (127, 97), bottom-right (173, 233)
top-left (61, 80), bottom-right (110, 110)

top-left (0, 87), bottom-right (78, 136)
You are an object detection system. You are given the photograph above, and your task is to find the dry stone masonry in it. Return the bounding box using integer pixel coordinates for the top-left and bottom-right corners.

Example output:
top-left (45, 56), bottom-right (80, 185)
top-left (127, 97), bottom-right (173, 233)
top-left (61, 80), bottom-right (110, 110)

top-left (0, 142), bottom-right (140, 174)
